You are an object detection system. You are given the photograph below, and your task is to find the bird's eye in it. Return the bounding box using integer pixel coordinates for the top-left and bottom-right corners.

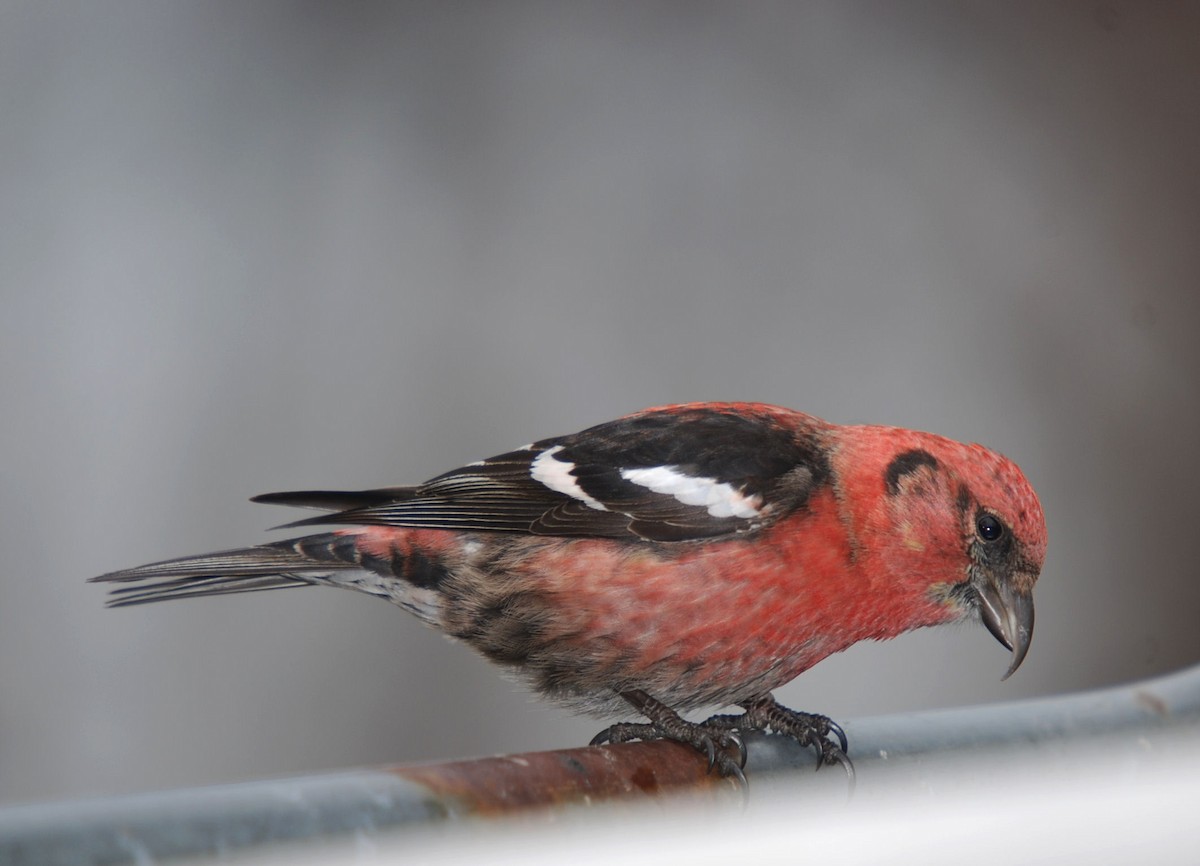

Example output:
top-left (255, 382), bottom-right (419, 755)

top-left (976, 514), bottom-right (1004, 542)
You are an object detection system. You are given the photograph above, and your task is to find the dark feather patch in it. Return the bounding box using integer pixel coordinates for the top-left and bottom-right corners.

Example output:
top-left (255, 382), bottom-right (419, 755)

top-left (884, 450), bottom-right (940, 495)
top-left (252, 488), bottom-right (417, 512)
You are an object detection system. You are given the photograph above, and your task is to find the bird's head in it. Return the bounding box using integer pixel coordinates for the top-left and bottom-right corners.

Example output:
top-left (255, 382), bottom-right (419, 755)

top-left (838, 428), bottom-right (1047, 678)
top-left (947, 440), bottom-right (1046, 678)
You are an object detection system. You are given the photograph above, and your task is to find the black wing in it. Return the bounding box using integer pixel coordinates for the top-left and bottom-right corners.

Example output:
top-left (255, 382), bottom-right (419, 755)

top-left (256, 404), bottom-right (831, 542)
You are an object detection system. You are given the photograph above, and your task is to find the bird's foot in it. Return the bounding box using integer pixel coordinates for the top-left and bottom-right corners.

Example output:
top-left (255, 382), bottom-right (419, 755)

top-left (591, 690), bottom-right (748, 785)
top-left (703, 694), bottom-right (855, 786)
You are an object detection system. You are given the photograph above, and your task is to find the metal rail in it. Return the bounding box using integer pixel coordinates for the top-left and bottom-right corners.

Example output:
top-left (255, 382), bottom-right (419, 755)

top-left (3, 662), bottom-right (1198, 865)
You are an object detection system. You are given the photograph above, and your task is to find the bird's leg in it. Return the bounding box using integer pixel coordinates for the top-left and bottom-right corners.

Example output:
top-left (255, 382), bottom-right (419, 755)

top-left (591, 689), bottom-right (748, 784)
top-left (702, 694), bottom-right (854, 782)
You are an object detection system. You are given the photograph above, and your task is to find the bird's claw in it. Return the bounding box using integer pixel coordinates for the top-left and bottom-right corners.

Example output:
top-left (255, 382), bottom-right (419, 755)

top-left (821, 743), bottom-right (856, 792)
top-left (826, 718), bottom-right (850, 755)
top-left (590, 720), bottom-right (746, 778)
top-left (715, 752), bottom-right (748, 791)
top-left (725, 730), bottom-right (748, 769)
top-left (590, 694), bottom-right (750, 784)
top-left (702, 728), bottom-right (747, 774)
top-left (594, 690), bottom-right (849, 793)
top-left (703, 695), bottom-right (855, 786)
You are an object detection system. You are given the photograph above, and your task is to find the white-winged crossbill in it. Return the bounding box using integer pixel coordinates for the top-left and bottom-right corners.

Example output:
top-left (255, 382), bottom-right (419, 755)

top-left (93, 402), bottom-right (1046, 781)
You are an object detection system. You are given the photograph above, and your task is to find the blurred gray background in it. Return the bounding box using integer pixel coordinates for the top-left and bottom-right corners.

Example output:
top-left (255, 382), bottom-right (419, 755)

top-left (2, 1), bottom-right (1198, 806)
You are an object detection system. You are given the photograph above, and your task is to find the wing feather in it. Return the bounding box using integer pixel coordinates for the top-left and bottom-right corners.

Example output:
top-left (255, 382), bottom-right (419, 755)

top-left (252, 404), bottom-right (830, 542)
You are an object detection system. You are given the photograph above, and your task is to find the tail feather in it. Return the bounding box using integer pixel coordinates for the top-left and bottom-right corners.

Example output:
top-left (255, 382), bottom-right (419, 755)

top-left (102, 576), bottom-right (307, 607)
top-left (90, 536), bottom-right (364, 608)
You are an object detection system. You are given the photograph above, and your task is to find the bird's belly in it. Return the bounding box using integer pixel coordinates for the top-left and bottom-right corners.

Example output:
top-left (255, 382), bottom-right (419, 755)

top-left (437, 534), bottom-right (852, 715)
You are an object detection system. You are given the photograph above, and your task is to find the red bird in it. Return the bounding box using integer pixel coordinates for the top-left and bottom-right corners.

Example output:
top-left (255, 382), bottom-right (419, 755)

top-left (93, 402), bottom-right (1047, 782)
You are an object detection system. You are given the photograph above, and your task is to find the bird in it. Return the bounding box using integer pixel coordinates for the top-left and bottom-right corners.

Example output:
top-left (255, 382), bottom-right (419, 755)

top-left (92, 402), bottom-right (1046, 783)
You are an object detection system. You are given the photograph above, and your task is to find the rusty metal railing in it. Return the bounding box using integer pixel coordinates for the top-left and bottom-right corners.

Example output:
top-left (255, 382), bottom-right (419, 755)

top-left (2, 662), bottom-right (1198, 864)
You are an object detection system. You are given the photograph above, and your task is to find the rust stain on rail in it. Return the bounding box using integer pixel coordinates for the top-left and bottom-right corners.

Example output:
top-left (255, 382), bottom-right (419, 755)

top-left (387, 741), bottom-right (738, 816)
